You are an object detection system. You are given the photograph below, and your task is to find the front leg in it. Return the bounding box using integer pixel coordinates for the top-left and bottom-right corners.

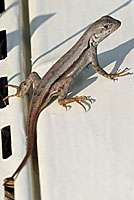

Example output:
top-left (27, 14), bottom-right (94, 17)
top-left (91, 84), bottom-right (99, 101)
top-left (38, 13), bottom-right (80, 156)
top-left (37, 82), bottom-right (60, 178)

top-left (3, 72), bottom-right (41, 105)
top-left (90, 45), bottom-right (131, 80)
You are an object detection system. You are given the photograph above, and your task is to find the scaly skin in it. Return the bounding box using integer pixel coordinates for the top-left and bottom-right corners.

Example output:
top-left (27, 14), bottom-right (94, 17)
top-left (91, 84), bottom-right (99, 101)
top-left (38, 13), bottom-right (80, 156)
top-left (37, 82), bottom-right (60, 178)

top-left (3, 15), bottom-right (131, 186)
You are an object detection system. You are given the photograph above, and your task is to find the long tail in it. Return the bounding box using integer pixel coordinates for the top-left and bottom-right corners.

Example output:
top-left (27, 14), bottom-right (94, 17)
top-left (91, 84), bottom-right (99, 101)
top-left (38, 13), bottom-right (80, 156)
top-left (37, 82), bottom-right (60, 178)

top-left (4, 92), bottom-right (51, 186)
top-left (4, 106), bottom-right (40, 186)
top-left (12, 136), bottom-right (34, 178)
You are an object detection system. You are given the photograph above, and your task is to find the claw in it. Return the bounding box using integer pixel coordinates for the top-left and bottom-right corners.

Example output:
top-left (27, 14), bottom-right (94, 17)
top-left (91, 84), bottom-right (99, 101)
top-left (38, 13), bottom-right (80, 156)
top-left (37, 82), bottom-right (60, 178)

top-left (75, 96), bottom-right (93, 111)
top-left (59, 96), bottom-right (93, 112)
top-left (75, 99), bottom-right (87, 112)
top-left (82, 96), bottom-right (93, 104)
top-left (5, 84), bottom-right (18, 89)
top-left (3, 94), bottom-right (17, 106)
top-left (76, 96), bottom-right (93, 111)
top-left (3, 84), bottom-right (20, 105)
top-left (63, 104), bottom-right (68, 111)
top-left (116, 67), bottom-right (130, 75)
top-left (110, 67), bottom-right (132, 81)
top-left (117, 72), bottom-right (132, 77)
top-left (3, 97), bottom-right (7, 106)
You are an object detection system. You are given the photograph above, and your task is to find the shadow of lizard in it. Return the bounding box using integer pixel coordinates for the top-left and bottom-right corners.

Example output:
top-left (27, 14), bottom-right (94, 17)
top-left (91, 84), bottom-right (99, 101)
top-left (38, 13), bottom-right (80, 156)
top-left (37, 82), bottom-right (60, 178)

top-left (70, 38), bottom-right (134, 98)
top-left (45, 38), bottom-right (134, 111)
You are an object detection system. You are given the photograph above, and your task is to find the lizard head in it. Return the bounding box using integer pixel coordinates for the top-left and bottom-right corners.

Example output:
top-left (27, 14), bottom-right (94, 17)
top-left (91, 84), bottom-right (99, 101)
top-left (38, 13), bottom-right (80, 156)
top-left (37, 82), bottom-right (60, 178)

top-left (90, 15), bottom-right (121, 46)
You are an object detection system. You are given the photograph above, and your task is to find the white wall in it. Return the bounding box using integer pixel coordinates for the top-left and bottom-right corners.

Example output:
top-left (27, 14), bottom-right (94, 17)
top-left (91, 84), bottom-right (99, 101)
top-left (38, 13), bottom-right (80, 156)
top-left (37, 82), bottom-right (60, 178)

top-left (0, 0), bottom-right (134, 199)
top-left (0, 0), bottom-right (32, 199)
top-left (29, 0), bottom-right (134, 200)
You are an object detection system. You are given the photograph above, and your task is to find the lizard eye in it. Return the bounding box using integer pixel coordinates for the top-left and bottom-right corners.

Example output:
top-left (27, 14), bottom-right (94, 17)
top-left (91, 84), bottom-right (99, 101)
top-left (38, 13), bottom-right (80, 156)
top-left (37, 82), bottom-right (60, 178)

top-left (104, 25), bottom-right (108, 29)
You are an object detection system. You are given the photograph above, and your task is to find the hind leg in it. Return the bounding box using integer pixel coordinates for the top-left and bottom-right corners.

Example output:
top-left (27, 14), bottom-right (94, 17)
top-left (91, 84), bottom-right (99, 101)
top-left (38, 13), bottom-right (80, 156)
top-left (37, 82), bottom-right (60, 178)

top-left (48, 76), bottom-right (92, 111)
top-left (3, 72), bottom-right (41, 105)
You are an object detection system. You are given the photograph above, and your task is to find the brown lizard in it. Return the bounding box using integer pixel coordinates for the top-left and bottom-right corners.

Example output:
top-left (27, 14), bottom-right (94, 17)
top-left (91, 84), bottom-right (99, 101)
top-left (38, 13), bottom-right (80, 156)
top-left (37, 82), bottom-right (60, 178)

top-left (3, 15), bottom-right (131, 185)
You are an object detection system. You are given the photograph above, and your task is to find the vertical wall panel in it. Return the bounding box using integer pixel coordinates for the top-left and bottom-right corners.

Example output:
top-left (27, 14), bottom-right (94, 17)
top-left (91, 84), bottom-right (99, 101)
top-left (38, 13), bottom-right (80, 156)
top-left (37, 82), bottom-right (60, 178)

top-left (29, 0), bottom-right (134, 200)
top-left (0, 0), bottom-right (32, 200)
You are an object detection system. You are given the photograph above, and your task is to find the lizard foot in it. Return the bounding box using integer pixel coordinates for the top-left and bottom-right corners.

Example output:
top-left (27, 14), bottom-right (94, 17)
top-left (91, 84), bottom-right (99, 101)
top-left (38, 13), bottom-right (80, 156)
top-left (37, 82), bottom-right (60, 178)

top-left (109, 67), bottom-right (132, 81)
top-left (3, 81), bottom-right (26, 105)
top-left (58, 96), bottom-right (93, 112)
